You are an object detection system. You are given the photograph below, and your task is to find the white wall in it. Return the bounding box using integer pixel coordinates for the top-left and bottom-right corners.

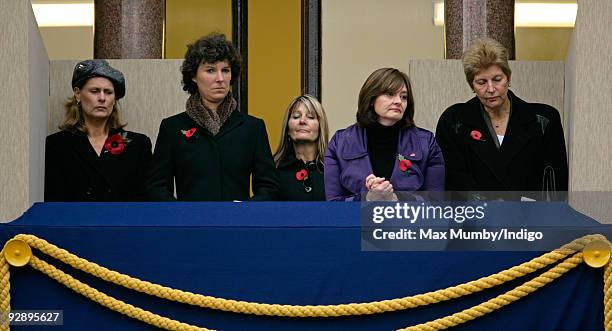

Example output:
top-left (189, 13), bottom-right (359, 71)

top-left (565, 0), bottom-right (612, 191)
top-left (409, 60), bottom-right (565, 133)
top-left (321, 0), bottom-right (444, 134)
top-left (0, 1), bottom-right (49, 222)
top-left (49, 60), bottom-right (184, 145)
top-left (28, 5), bottom-right (49, 205)
top-left (38, 26), bottom-right (93, 60)
top-left (564, 0), bottom-right (612, 223)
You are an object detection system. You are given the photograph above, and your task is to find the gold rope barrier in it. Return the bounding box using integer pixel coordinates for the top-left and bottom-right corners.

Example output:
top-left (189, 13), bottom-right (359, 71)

top-left (9, 234), bottom-right (599, 317)
top-left (0, 251), bottom-right (10, 331)
top-left (1, 233), bottom-right (610, 331)
top-left (28, 255), bottom-right (211, 331)
top-left (398, 252), bottom-right (583, 330)
top-left (605, 256), bottom-right (612, 331)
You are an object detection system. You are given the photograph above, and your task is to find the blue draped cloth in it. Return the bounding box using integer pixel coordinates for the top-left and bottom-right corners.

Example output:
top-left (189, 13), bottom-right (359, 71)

top-left (0, 202), bottom-right (605, 330)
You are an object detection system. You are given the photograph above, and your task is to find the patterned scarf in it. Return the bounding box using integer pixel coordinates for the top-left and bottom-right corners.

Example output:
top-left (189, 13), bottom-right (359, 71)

top-left (185, 91), bottom-right (237, 136)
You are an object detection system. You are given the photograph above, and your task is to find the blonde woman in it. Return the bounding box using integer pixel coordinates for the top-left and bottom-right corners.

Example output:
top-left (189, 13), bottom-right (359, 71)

top-left (274, 95), bottom-right (329, 201)
top-left (435, 37), bottom-right (568, 193)
top-left (45, 60), bottom-right (152, 201)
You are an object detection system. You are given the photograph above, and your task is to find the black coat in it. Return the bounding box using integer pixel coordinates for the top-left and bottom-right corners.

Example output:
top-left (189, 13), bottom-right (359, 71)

top-left (147, 110), bottom-right (279, 201)
top-left (44, 129), bottom-right (152, 201)
top-left (277, 155), bottom-right (325, 201)
top-left (435, 91), bottom-right (568, 193)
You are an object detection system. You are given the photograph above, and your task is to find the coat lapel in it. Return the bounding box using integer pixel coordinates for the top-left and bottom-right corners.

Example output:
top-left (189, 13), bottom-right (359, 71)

top-left (458, 98), bottom-right (509, 186)
top-left (497, 93), bottom-right (538, 167)
top-left (71, 132), bottom-right (99, 166)
top-left (215, 110), bottom-right (245, 139)
top-left (390, 128), bottom-right (422, 185)
top-left (70, 131), bottom-right (114, 186)
top-left (187, 110), bottom-right (245, 139)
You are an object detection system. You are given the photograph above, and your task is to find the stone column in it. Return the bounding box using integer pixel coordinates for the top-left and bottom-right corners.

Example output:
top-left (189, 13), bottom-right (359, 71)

top-left (445, 0), bottom-right (515, 59)
top-left (94, 0), bottom-right (165, 59)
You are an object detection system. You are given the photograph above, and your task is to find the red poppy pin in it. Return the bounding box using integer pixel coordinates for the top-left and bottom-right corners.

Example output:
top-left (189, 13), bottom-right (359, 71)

top-left (181, 127), bottom-right (197, 139)
top-left (295, 168), bottom-right (312, 193)
top-left (103, 132), bottom-right (130, 155)
top-left (470, 130), bottom-right (483, 141)
top-left (397, 154), bottom-right (412, 175)
top-left (295, 169), bottom-right (309, 181)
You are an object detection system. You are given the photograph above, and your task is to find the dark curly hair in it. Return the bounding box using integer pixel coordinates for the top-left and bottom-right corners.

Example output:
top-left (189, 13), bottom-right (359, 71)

top-left (181, 33), bottom-right (242, 95)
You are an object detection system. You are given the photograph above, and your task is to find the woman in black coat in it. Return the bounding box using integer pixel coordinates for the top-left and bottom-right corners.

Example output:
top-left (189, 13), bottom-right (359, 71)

top-left (273, 95), bottom-right (329, 201)
top-left (147, 33), bottom-right (279, 201)
top-left (45, 60), bottom-right (152, 201)
top-left (435, 38), bottom-right (568, 195)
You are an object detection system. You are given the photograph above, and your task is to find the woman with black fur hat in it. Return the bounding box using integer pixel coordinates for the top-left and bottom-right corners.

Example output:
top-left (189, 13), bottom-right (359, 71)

top-left (44, 59), bottom-right (152, 201)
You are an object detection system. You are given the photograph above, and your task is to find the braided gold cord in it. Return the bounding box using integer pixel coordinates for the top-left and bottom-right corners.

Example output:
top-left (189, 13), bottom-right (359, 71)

top-left (605, 257), bottom-right (612, 331)
top-left (29, 255), bottom-right (212, 331)
top-left (398, 252), bottom-right (584, 330)
top-left (0, 251), bottom-right (10, 331)
top-left (0, 233), bottom-right (608, 331)
top-left (10, 234), bottom-right (602, 318)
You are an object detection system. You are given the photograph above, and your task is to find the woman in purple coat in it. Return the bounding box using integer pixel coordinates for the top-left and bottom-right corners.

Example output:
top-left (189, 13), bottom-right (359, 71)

top-left (324, 68), bottom-right (445, 201)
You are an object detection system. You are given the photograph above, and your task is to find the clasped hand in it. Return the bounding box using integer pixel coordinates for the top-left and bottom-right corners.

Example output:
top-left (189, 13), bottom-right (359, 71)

top-left (365, 174), bottom-right (398, 201)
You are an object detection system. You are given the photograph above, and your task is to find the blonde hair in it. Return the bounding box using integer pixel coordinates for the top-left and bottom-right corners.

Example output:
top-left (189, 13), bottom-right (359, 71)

top-left (462, 37), bottom-right (511, 89)
top-left (59, 95), bottom-right (126, 133)
top-left (273, 94), bottom-right (329, 167)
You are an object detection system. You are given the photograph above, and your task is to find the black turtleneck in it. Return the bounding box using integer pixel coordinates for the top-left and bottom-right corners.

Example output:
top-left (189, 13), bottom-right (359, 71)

top-left (366, 122), bottom-right (400, 180)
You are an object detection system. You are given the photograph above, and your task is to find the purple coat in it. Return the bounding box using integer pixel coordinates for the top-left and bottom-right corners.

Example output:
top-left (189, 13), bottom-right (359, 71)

top-left (324, 124), bottom-right (445, 201)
